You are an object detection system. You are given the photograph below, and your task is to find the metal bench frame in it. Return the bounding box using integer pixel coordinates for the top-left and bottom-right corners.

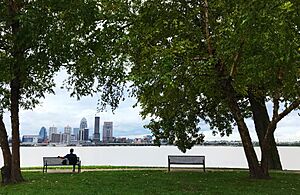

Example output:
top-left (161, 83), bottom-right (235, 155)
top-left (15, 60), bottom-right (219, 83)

top-left (168, 155), bottom-right (205, 172)
top-left (43, 157), bottom-right (81, 173)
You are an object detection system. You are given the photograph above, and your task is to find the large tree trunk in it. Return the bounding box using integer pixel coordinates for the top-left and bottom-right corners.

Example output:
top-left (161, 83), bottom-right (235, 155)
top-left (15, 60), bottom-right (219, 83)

top-left (221, 80), bottom-right (268, 178)
top-left (260, 121), bottom-right (278, 176)
top-left (7, 0), bottom-right (24, 183)
top-left (204, 0), bottom-right (268, 178)
top-left (248, 92), bottom-right (282, 170)
top-left (0, 116), bottom-right (12, 184)
top-left (10, 78), bottom-right (24, 183)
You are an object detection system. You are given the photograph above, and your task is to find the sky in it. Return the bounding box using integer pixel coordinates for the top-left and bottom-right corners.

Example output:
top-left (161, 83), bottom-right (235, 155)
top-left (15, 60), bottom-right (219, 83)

top-left (2, 70), bottom-right (300, 142)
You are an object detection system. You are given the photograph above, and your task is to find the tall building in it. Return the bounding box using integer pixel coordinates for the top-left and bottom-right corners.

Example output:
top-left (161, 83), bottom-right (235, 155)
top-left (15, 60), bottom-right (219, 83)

top-left (80, 117), bottom-right (88, 130)
top-left (83, 128), bottom-right (89, 141)
top-left (38, 126), bottom-right (47, 141)
top-left (73, 128), bottom-right (80, 140)
top-left (64, 125), bottom-right (72, 134)
top-left (102, 122), bottom-right (113, 143)
top-left (63, 125), bottom-right (72, 144)
top-left (51, 133), bottom-right (61, 143)
top-left (61, 133), bottom-right (70, 144)
top-left (93, 116), bottom-right (100, 143)
top-left (79, 117), bottom-right (88, 142)
top-left (79, 128), bottom-right (89, 141)
top-left (49, 126), bottom-right (57, 141)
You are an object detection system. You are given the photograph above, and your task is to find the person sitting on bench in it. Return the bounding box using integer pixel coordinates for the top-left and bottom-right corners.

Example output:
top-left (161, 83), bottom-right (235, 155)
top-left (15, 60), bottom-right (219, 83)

top-left (58, 148), bottom-right (78, 172)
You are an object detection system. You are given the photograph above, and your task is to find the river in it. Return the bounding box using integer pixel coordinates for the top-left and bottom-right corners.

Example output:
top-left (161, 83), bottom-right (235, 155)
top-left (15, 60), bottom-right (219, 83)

top-left (0, 146), bottom-right (299, 170)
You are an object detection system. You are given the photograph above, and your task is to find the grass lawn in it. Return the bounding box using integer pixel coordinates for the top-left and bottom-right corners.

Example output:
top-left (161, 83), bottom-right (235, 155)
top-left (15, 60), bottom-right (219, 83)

top-left (0, 170), bottom-right (299, 194)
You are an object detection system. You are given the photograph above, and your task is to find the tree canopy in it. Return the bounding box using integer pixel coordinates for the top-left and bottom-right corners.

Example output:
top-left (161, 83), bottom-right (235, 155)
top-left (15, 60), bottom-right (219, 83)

top-left (125, 0), bottom-right (300, 178)
top-left (0, 0), bottom-right (130, 184)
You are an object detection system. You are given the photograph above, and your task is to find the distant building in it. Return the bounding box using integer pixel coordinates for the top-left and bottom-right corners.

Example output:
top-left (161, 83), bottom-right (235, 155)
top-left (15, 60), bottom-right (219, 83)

top-left (48, 126), bottom-right (57, 141)
top-left (70, 134), bottom-right (77, 142)
top-left (61, 133), bottom-right (70, 144)
top-left (115, 137), bottom-right (127, 143)
top-left (79, 128), bottom-right (89, 141)
top-left (132, 135), bottom-right (153, 144)
top-left (80, 118), bottom-right (88, 130)
top-left (38, 126), bottom-right (47, 141)
top-left (22, 135), bottom-right (39, 144)
top-left (93, 116), bottom-right (100, 143)
top-left (64, 125), bottom-right (72, 134)
top-left (102, 122), bottom-right (113, 143)
top-left (51, 133), bottom-right (61, 143)
top-left (63, 125), bottom-right (72, 144)
top-left (73, 128), bottom-right (80, 140)
top-left (84, 129), bottom-right (89, 140)
top-left (78, 118), bottom-right (89, 142)
top-left (143, 135), bottom-right (153, 144)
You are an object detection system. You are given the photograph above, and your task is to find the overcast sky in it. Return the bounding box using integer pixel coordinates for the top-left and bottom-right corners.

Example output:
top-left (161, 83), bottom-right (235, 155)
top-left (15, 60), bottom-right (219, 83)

top-left (2, 70), bottom-right (300, 142)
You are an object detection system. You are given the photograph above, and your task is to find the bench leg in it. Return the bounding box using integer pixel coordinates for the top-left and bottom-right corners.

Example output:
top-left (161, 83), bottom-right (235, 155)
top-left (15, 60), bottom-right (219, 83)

top-left (78, 163), bottom-right (81, 173)
top-left (168, 163), bottom-right (170, 172)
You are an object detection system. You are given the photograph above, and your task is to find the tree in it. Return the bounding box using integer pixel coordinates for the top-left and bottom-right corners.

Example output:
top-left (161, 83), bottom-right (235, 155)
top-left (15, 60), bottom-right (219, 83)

top-left (126, 0), bottom-right (300, 178)
top-left (1, 0), bottom-right (63, 183)
top-left (0, 0), bottom-right (123, 184)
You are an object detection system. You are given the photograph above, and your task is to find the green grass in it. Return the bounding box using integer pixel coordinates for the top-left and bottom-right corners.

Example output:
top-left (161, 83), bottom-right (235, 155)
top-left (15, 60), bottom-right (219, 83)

top-left (21, 165), bottom-right (161, 170)
top-left (0, 170), bottom-right (299, 194)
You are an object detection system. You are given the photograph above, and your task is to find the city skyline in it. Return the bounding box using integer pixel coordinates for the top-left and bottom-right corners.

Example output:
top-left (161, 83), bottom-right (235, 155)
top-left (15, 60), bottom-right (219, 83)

top-left (26, 119), bottom-right (115, 140)
top-left (2, 70), bottom-right (300, 142)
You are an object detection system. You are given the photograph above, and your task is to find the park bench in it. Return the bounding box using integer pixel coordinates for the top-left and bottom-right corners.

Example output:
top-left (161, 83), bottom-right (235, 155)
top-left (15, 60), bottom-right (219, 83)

top-left (43, 157), bottom-right (81, 173)
top-left (168, 155), bottom-right (205, 172)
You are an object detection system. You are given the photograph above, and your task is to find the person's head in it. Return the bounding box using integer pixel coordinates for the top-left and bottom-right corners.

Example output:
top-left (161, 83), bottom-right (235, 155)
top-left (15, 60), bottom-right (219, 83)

top-left (70, 148), bottom-right (74, 153)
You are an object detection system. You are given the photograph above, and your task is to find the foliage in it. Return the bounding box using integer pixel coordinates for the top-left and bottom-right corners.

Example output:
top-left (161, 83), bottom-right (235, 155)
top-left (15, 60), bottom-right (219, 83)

top-left (126, 0), bottom-right (300, 152)
top-left (127, 0), bottom-right (234, 151)
top-left (213, 0), bottom-right (300, 99)
top-left (0, 0), bottom-right (133, 184)
top-left (0, 0), bottom-right (132, 111)
top-left (62, 0), bottom-right (133, 111)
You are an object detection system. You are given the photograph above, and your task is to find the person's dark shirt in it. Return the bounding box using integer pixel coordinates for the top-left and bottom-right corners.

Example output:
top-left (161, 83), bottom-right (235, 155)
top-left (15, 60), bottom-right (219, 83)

top-left (64, 153), bottom-right (77, 165)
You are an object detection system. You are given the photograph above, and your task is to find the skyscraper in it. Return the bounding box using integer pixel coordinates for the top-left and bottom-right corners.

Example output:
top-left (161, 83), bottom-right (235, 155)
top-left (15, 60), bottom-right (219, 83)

top-left (49, 126), bottom-right (57, 142)
top-left (38, 126), bottom-right (47, 141)
top-left (80, 117), bottom-right (88, 129)
top-left (64, 125), bottom-right (72, 134)
top-left (73, 128), bottom-right (80, 141)
top-left (63, 125), bottom-right (72, 144)
top-left (83, 128), bottom-right (89, 141)
top-left (79, 128), bottom-right (89, 141)
top-left (93, 116), bottom-right (100, 143)
top-left (79, 117), bottom-right (88, 142)
top-left (102, 122), bottom-right (113, 143)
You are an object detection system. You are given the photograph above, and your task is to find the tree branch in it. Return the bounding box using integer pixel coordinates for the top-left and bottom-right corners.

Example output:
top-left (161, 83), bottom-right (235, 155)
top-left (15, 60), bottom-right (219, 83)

top-left (264, 98), bottom-right (300, 140)
top-left (203, 0), bottom-right (213, 56)
top-left (230, 40), bottom-right (244, 77)
top-left (272, 95), bottom-right (279, 122)
top-left (275, 99), bottom-right (300, 124)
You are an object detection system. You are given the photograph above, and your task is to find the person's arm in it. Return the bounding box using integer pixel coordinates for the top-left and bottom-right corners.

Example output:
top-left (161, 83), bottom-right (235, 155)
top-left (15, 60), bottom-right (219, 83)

top-left (58, 154), bottom-right (68, 159)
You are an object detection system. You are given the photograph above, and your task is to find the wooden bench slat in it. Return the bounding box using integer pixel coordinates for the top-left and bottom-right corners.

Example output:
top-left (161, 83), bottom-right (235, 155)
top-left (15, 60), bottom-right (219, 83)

top-left (168, 155), bottom-right (205, 172)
